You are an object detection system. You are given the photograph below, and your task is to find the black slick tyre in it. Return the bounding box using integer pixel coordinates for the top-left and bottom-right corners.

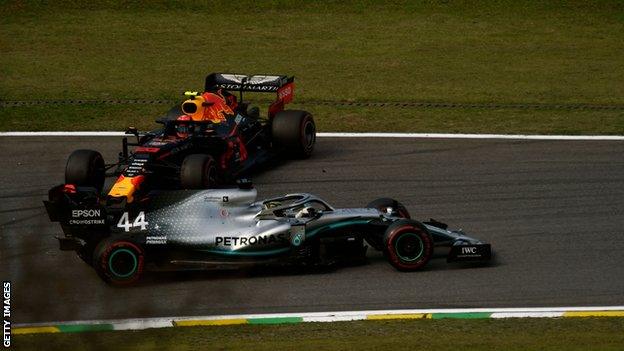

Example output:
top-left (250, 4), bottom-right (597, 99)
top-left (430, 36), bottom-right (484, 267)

top-left (65, 149), bottom-right (105, 192)
top-left (271, 110), bottom-right (316, 158)
top-left (383, 219), bottom-right (433, 271)
top-left (180, 154), bottom-right (217, 189)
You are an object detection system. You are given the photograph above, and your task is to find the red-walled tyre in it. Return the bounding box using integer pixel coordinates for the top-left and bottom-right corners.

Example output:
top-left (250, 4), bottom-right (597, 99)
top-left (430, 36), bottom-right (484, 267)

top-left (93, 238), bottom-right (145, 286)
top-left (383, 219), bottom-right (433, 271)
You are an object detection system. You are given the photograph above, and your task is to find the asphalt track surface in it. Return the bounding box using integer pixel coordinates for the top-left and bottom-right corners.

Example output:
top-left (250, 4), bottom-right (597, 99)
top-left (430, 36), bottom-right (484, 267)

top-left (1, 136), bottom-right (623, 324)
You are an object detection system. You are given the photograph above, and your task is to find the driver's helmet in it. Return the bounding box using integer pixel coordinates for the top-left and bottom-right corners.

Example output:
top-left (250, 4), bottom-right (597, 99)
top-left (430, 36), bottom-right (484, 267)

top-left (176, 115), bottom-right (192, 138)
top-left (181, 90), bottom-right (233, 124)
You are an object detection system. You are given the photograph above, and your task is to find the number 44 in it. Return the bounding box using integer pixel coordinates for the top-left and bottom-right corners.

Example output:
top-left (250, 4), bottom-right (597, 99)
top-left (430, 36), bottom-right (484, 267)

top-left (117, 211), bottom-right (148, 232)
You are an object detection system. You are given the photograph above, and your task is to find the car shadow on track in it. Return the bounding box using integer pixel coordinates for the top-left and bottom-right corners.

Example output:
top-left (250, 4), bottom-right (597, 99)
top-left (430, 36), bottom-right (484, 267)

top-left (135, 264), bottom-right (345, 287)
top-left (123, 251), bottom-right (500, 288)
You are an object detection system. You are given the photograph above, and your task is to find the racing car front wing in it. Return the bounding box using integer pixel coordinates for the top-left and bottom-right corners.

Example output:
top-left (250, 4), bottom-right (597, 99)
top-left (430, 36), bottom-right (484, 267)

top-left (447, 243), bottom-right (492, 262)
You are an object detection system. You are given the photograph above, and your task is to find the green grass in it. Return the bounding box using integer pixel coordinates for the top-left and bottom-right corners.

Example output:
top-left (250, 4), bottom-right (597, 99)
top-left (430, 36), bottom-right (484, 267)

top-left (13, 318), bottom-right (624, 351)
top-left (3, 103), bottom-right (623, 134)
top-left (1, 1), bottom-right (623, 133)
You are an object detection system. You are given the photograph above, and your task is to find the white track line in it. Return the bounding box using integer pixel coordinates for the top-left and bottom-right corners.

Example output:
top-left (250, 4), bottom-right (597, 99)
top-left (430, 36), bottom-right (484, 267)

top-left (0, 131), bottom-right (623, 140)
top-left (16, 306), bottom-right (624, 328)
top-left (319, 132), bottom-right (624, 140)
top-left (0, 131), bottom-right (126, 136)
top-left (490, 312), bottom-right (564, 318)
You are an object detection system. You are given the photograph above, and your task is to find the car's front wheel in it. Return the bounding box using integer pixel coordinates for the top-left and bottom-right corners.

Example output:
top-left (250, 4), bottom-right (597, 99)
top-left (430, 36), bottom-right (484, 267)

top-left (383, 219), bottom-right (433, 271)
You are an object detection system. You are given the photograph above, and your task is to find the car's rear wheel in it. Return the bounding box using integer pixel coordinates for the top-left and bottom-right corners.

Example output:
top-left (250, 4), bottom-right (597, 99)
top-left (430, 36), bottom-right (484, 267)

top-left (93, 238), bottom-right (145, 286)
top-left (65, 149), bottom-right (105, 192)
top-left (364, 198), bottom-right (410, 250)
top-left (383, 219), bottom-right (433, 271)
top-left (272, 110), bottom-right (316, 158)
top-left (180, 154), bottom-right (217, 189)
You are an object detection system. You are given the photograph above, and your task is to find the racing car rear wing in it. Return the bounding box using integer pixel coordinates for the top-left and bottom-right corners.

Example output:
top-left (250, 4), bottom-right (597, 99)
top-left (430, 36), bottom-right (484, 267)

top-left (205, 73), bottom-right (294, 93)
top-left (205, 73), bottom-right (295, 117)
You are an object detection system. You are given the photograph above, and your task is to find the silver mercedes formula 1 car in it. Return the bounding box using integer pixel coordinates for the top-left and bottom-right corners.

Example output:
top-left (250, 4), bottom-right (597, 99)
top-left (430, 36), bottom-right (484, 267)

top-left (45, 183), bottom-right (492, 285)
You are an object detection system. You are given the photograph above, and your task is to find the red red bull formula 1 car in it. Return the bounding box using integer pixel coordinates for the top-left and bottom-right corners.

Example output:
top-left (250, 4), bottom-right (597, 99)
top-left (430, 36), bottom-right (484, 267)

top-left (65, 73), bottom-right (316, 209)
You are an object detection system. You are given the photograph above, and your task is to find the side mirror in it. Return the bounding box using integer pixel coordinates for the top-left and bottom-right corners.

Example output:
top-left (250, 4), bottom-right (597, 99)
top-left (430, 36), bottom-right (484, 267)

top-left (125, 127), bottom-right (140, 144)
top-left (237, 178), bottom-right (254, 190)
top-left (125, 127), bottom-right (138, 136)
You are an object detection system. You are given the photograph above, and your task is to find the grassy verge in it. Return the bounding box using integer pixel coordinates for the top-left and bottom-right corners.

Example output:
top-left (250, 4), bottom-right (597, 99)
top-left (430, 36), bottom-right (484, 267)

top-left (1, 103), bottom-right (623, 134)
top-left (13, 318), bottom-right (624, 351)
top-left (1, 1), bottom-right (623, 133)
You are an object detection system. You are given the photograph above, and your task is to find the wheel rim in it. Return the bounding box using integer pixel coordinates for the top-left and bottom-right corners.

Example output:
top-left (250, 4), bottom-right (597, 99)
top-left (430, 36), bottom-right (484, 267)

top-left (108, 248), bottom-right (138, 278)
top-left (395, 233), bottom-right (424, 262)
